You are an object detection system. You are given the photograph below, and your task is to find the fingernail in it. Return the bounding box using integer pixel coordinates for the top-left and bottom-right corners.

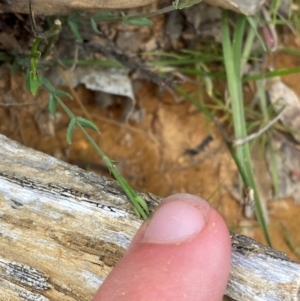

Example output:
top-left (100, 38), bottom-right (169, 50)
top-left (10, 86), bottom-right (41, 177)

top-left (143, 194), bottom-right (209, 243)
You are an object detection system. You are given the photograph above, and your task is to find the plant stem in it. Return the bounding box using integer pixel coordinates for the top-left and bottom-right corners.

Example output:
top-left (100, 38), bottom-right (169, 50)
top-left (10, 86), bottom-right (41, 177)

top-left (57, 98), bottom-right (149, 220)
top-left (221, 11), bottom-right (272, 247)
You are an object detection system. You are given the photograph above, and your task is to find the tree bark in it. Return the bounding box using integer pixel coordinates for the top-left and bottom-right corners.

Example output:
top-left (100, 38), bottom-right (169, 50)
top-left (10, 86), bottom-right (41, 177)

top-left (0, 0), bottom-right (266, 16)
top-left (0, 133), bottom-right (299, 300)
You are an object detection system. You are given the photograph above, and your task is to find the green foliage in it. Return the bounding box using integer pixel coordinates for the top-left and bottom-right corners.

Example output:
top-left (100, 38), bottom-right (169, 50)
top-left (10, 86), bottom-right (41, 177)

top-left (67, 12), bottom-right (83, 42)
top-left (28, 70), bottom-right (40, 95)
top-left (37, 64), bottom-right (149, 219)
top-left (65, 116), bottom-right (100, 144)
top-left (122, 16), bottom-right (153, 26)
top-left (27, 40), bottom-right (42, 95)
top-left (67, 118), bottom-right (76, 144)
top-left (8, 0), bottom-right (300, 229)
top-left (90, 18), bottom-right (101, 34)
top-left (48, 93), bottom-right (56, 116)
top-left (92, 12), bottom-right (115, 22)
top-left (246, 16), bottom-right (267, 52)
top-left (15, 11), bottom-right (153, 219)
top-left (76, 117), bottom-right (99, 133)
top-left (221, 12), bottom-right (272, 246)
top-left (120, 12), bottom-right (152, 26)
top-left (147, 2), bottom-right (300, 247)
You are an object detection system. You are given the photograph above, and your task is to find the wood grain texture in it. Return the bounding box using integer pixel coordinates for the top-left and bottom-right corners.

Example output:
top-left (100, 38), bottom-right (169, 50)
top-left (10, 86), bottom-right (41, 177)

top-left (0, 0), bottom-right (267, 16)
top-left (0, 133), bottom-right (299, 301)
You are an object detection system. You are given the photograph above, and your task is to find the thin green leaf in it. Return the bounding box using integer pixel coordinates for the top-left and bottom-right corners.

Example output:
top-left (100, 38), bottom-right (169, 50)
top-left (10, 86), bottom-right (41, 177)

top-left (267, 136), bottom-right (280, 198)
top-left (222, 11), bottom-right (272, 247)
top-left (48, 93), bottom-right (57, 116)
top-left (40, 76), bottom-right (56, 93)
top-left (135, 195), bottom-right (149, 215)
top-left (76, 117), bottom-right (100, 133)
top-left (176, 85), bottom-right (212, 118)
top-left (67, 118), bottom-right (76, 144)
top-left (199, 62), bottom-right (213, 98)
top-left (25, 69), bottom-right (31, 92)
top-left (244, 67), bottom-right (300, 81)
top-left (133, 206), bottom-right (141, 218)
top-left (29, 71), bottom-right (40, 96)
top-left (67, 20), bottom-right (83, 42)
top-left (92, 12), bottom-right (115, 21)
top-left (90, 18), bottom-right (101, 34)
top-left (246, 16), bottom-right (267, 52)
top-left (123, 17), bottom-right (153, 26)
top-left (172, 0), bottom-right (180, 8)
top-left (55, 90), bottom-right (73, 99)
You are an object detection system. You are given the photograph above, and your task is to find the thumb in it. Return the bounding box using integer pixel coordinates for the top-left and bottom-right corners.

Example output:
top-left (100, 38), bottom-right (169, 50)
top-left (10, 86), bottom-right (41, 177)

top-left (93, 193), bottom-right (231, 301)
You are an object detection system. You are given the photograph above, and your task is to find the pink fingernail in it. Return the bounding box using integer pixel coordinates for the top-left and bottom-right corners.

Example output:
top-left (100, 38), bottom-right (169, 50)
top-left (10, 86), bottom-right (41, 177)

top-left (143, 194), bottom-right (209, 243)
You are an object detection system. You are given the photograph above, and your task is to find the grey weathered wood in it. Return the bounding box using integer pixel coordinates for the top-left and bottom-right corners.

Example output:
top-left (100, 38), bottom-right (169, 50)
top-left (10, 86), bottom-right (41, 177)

top-left (204, 0), bottom-right (266, 14)
top-left (0, 133), bottom-right (300, 301)
top-left (0, 0), bottom-right (266, 16)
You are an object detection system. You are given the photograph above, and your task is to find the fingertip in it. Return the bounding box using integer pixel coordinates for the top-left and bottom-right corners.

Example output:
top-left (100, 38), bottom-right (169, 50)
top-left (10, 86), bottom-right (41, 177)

top-left (93, 194), bottom-right (231, 301)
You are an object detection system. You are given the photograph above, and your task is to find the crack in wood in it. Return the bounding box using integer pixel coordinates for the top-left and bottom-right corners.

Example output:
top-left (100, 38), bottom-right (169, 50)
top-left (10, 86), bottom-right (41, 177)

top-left (230, 232), bottom-right (291, 261)
top-left (1, 261), bottom-right (50, 290)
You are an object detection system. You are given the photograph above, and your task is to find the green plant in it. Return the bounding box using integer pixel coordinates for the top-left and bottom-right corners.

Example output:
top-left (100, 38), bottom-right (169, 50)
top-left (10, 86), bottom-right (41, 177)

top-left (20, 0), bottom-right (209, 220)
top-left (39, 74), bottom-right (150, 219)
top-left (3, 0), bottom-right (300, 246)
top-left (141, 2), bottom-right (300, 247)
top-left (24, 15), bottom-right (151, 219)
top-left (221, 12), bottom-right (272, 246)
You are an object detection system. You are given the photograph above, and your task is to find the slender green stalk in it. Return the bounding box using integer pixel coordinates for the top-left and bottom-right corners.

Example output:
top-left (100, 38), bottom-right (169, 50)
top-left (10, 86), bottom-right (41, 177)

top-left (221, 11), bottom-right (272, 247)
top-left (256, 74), bottom-right (280, 198)
top-left (26, 11), bottom-right (150, 219)
top-left (241, 20), bottom-right (257, 73)
top-left (28, 19), bottom-right (62, 95)
top-left (267, 133), bottom-right (280, 198)
top-left (57, 98), bottom-right (149, 220)
top-left (175, 85), bottom-right (212, 118)
top-left (244, 67), bottom-right (300, 81)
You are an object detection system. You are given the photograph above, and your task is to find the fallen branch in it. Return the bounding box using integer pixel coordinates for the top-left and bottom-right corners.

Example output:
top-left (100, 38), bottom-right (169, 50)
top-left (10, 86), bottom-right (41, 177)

top-left (0, 0), bottom-right (267, 16)
top-left (0, 134), bottom-right (299, 301)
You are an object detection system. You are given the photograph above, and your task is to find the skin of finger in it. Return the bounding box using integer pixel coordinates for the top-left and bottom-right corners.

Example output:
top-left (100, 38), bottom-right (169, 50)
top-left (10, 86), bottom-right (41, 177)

top-left (93, 204), bottom-right (231, 301)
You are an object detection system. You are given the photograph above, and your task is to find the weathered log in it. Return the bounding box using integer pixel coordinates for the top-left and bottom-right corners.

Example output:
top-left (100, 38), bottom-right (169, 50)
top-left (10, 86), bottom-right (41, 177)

top-left (0, 133), bottom-right (299, 301)
top-left (0, 0), bottom-right (266, 16)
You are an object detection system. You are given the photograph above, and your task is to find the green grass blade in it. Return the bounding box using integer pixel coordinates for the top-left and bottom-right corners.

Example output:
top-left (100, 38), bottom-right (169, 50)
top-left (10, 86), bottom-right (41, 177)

top-left (66, 118), bottom-right (76, 144)
top-left (221, 10), bottom-right (272, 247)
